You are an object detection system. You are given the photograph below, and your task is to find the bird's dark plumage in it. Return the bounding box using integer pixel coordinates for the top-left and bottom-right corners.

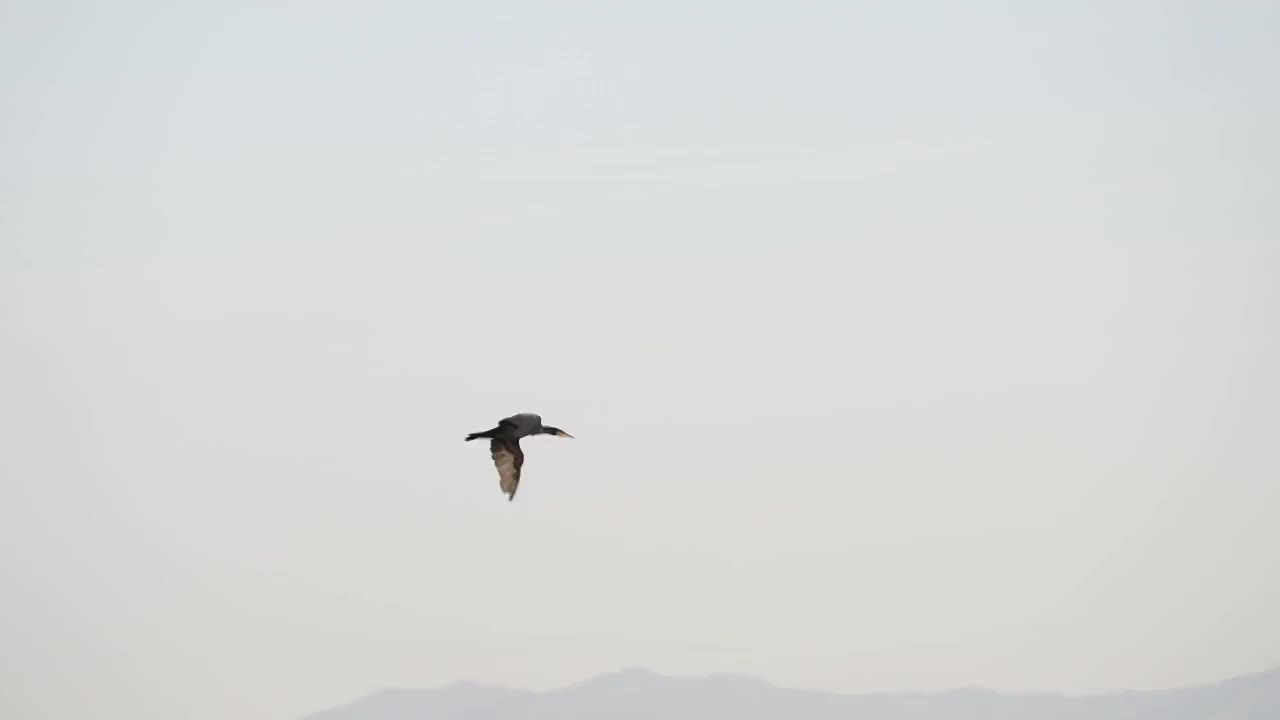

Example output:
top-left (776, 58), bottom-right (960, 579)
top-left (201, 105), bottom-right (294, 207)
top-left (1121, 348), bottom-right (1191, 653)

top-left (465, 413), bottom-right (573, 501)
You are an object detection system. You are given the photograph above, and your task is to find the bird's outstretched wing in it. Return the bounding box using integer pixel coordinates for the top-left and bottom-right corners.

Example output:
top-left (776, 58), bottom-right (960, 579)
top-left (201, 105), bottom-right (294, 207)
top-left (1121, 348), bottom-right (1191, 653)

top-left (490, 437), bottom-right (525, 501)
top-left (500, 413), bottom-right (541, 437)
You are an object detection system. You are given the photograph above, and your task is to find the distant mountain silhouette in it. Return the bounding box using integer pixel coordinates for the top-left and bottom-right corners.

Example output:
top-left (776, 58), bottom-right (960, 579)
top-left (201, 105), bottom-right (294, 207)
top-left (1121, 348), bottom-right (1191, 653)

top-left (303, 666), bottom-right (1280, 720)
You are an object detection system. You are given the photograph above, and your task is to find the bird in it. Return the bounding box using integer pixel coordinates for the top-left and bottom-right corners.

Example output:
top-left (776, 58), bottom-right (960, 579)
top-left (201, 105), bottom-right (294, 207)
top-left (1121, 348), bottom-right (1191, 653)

top-left (465, 413), bottom-right (573, 501)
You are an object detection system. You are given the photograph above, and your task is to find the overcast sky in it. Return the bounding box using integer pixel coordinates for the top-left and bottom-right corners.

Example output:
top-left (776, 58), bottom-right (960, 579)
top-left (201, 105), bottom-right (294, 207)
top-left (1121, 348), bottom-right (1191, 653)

top-left (3, 2), bottom-right (1278, 719)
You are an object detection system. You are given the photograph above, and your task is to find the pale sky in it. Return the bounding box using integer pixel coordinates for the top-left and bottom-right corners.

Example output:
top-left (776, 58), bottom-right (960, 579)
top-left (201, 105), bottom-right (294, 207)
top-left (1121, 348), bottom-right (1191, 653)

top-left (2, 2), bottom-right (1278, 719)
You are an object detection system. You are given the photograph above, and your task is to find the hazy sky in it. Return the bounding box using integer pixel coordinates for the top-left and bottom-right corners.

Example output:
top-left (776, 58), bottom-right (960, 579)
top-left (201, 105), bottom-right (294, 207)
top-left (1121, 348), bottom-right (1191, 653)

top-left (3, 2), bottom-right (1278, 719)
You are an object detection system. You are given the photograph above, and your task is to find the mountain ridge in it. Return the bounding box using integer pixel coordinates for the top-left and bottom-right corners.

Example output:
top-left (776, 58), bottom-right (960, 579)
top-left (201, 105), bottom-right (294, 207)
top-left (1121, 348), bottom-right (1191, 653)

top-left (303, 666), bottom-right (1280, 720)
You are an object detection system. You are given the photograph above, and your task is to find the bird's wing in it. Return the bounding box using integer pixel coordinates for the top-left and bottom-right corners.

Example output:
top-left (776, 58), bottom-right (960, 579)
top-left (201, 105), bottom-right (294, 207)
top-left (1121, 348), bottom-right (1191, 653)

top-left (500, 413), bottom-right (541, 437)
top-left (490, 437), bottom-right (525, 501)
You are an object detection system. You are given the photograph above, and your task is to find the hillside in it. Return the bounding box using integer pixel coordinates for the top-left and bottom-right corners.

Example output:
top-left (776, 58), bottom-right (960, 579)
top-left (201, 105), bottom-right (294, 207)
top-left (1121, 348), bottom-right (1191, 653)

top-left (303, 666), bottom-right (1280, 720)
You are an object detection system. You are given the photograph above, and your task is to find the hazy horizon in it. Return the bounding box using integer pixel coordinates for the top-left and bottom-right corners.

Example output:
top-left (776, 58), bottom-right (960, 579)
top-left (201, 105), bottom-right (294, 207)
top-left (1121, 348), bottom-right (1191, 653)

top-left (341, 663), bottom-right (1280, 695)
top-left (3, 2), bottom-right (1278, 720)
top-left (301, 665), bottom-right (1280, 720)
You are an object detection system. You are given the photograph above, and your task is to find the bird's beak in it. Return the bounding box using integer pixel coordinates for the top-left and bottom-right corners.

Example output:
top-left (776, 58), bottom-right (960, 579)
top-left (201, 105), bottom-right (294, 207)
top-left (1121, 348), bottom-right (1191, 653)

top-left (557, 430), bottom-right (575, 439)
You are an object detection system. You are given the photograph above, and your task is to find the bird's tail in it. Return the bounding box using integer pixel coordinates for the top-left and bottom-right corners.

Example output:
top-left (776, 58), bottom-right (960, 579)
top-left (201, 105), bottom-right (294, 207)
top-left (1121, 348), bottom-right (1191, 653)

top-left (465, 428), bottom-right (498, 442)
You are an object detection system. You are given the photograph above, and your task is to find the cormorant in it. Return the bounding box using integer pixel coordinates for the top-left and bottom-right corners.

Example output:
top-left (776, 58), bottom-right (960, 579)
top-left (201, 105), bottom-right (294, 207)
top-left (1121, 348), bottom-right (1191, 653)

top-left (465, 413), bottom-right (573, 501)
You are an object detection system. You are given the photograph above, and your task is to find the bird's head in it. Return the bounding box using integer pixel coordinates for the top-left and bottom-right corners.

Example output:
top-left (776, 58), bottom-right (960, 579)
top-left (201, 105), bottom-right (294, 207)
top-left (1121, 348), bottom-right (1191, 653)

top-left (541, 426), bottom-right (574, 439)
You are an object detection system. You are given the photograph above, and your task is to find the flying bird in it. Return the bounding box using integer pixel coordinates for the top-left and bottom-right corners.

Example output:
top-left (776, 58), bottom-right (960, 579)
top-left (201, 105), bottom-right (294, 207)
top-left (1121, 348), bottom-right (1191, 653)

top-left (465, 413), bottom-right (573, 501)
